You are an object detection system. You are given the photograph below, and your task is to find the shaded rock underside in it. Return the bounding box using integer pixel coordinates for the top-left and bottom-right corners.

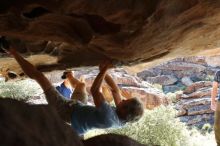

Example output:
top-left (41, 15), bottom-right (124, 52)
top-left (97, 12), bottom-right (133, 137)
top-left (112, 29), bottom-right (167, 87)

top-left (1, 0), bottom-right (220, 76)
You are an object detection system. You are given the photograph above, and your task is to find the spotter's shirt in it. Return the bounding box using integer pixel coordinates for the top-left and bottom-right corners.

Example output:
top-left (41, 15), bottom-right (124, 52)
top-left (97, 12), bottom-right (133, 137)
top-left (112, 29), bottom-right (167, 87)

top-left (71, 101), bottom-right (122, 135)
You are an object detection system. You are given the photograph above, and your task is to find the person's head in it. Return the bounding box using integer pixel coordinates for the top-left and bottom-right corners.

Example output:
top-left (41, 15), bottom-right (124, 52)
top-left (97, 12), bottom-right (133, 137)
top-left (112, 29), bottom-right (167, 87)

top-left (116, 98), bottom-right (144, 123)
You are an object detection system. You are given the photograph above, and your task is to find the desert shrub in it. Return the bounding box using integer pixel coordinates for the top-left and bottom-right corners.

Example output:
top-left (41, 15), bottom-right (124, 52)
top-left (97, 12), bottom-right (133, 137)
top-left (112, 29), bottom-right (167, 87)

top-left (0, 79), bottom-right (42, 100)
top-left (201, 123), bottom-right (212, 134)
top-left (85, 106), bottom-right (191, 146)
top-left (152, 84), bottom-right (163, 91)
top-left (107, 106), bottom-right (191, 146)
top-left (188, 127), bottom-right (215, 146)
top-left (205, 75), bottom-right (214, 81)
top-left (85, 106), bottom-right (215, 146)
top-left (166, 91), bottom-right (183, 103)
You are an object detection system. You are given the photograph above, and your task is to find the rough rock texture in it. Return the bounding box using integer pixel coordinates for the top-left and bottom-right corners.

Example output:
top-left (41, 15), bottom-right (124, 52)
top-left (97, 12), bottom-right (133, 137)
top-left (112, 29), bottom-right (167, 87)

top-left (120, 86), bottom-right (167, 110)
top-left (175, 81), bottom-right (214, 127)
top-left (179, 114), bottom-right (214, 127)
top-left (2, 0), bottom-right (220, 76)
top-left (138, 56), bottom-right (218, 127)
top-left (0, 98), bottom-right (83, 146)
top-left (180, 87), bottom-right (211, 99)
top-left (181, 77), bottom-right (193, 86)
top-left (83, 134), bottom-right (146, 146)
top-left (138, 56), bottom-right (219, 93)
top-left (142, 75), bottom-right (178, 86)
top-left (183, 81), bottom-right (212, 94)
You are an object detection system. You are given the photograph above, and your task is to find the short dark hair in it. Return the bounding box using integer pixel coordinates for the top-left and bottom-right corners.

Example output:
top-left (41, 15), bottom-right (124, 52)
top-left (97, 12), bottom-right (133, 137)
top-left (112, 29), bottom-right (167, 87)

top-left (117, 98), bottom-right (144, 123)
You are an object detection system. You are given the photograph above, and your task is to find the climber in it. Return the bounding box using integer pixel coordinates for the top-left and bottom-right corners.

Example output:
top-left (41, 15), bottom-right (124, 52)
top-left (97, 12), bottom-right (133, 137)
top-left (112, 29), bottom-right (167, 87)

top-left (211, 70), bottom-right (220, 146)
top-left (2, 40), bottom-right (144, 136)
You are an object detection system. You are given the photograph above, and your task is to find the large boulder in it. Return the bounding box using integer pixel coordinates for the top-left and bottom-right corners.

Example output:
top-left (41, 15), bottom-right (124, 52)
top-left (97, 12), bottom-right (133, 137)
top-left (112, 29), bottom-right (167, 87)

top-left (170, 57), bottom-right (207, 66)
top-left (183, 81), bottom-right (212, 94)
top-left (179, 114), bottom-right (214, 128)
top-left (144, 75), bottom-right (178, 86)
top-left (137, 56), bottom-right (216, 94)
top-left (187, 104), bottom-right (213, 116)
top-left (120, 86), bottom-right (168, 110)
top-left (180, 87), bottom-right (211, 99)
top-left (83, 134), bottom-right (146, 146)
top-left (175, 81), bottom-right (214, 127)
top-left (157, 62), bottom-right (206, 79)
top-left (157, 62), bottom-right (206, 72)
top-left (176, 97), bottom-right (212, 117)
top-left (137, 69), bottom-right (158, 79)
top-left (163, 82), bottom-right (186, 93)
top-left (206, 56), bottom-right (220, 67)
top-left (181, 76), bottom-right (193, 86)
top-left (177, 97), bottom-right (211, 109)
top-left (137, 56), bottom-right (217, 127)
top-left (0, 98), bottom-right (83, 146)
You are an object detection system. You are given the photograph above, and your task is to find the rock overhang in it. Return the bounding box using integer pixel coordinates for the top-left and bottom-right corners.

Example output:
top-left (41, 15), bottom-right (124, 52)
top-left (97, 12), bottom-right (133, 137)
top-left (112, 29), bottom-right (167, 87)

top-left (1, 0), bottom-right (220, 76)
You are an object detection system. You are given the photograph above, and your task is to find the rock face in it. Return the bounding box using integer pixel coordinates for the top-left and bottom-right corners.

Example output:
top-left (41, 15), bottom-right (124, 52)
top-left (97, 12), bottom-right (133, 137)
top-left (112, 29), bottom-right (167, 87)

top-left (144, 75), bottom-right (178, 86)
top-left (181, 77), bottom-right (193, 86)
top-left (183, 81), bottom-right (212, 94)
top-left (83, 134), bottom-right (146, 146)
top-left (137, 56), bottom-right (220, 127)
top-left (179, 114), bottom-right (214, 127)
top-left (0, 98), bottom-right (83, 146)
top-left (2, 0), bottom-right (220, 75)
top-left (138, 56), bottom-right (220, 93)
top-left (120, 86), bottom-right (167, 110)
top-left (175, 81), bottom-right (214, 127)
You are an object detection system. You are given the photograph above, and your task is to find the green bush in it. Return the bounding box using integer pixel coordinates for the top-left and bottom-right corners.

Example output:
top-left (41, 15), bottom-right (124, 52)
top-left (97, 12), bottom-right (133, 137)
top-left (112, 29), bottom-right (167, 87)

top-left (201, 123), bottom-right (212, 134)
top-left (0, 79), bottom-right (42, 100)
top-left (205, 75), bottom-right (214, 81)
top-left (85, 106), bottom-right (215, 146)
top-left (166, 91), bottom-right (183, 103)
top-left (188, 127), bottom-right (215, 146)
top-left (107, 106), bottom-right (191, 146)
top-left (152, 84), bottom-right (163, 92)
